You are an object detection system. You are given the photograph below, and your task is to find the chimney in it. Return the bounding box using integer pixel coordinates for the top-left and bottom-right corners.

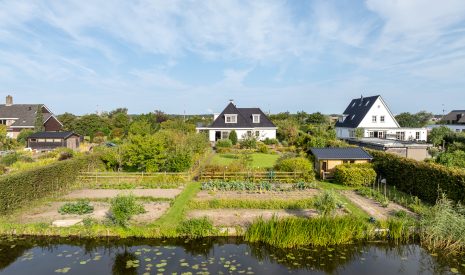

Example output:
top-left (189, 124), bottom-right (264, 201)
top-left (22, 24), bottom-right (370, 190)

top-left (5, 95), bottom-right (12, 106)
top-left (229, 99), bottom-right (235, 106)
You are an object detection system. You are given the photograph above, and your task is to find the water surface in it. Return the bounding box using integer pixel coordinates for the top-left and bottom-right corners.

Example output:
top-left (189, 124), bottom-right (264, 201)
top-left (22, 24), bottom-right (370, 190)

top-left (0, 237), bottom-right (463, 274)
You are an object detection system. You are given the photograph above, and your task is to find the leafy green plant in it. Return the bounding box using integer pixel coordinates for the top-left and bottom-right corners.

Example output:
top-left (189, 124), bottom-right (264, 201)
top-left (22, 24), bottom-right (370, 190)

top-left (228, 130), bottom-right (238, 145)
top-left (334, 163), bottom-right (376, 187)
top-left (189, 198), bottom-right (315, 210)
top-left (274, 156), bottom-right (315, 182)
top-left (216, 139), bottom-right (233, 148)
top-left (314, 190), bottom-right (339, 216)
top-left (108, 194), bottom-right (145, 227)
top-left (357, 187), bottom-right (390, 208)
top-left (59, 200), bottom-right (94, 215)
top-left (394, 210), bottom-right (407, 219)
top-left (176, 217), bottom-right (217, 238)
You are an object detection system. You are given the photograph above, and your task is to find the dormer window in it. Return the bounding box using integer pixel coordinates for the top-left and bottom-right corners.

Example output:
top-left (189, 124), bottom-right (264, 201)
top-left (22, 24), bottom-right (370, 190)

top-left (252, 114), bottom-right (260, 123)
top-left (225, 114), bottom-right (237, 123)
top-left (365, 100), bottom-right (370, 106)
top-left (351, 115), bottom-right (355, 120)
top-left (352, 102), bottom-right (356, 108)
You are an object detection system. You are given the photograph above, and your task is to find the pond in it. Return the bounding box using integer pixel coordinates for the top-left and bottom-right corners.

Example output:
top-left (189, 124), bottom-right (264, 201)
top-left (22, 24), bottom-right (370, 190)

top-left (0, 237), bottom-right (463, 274)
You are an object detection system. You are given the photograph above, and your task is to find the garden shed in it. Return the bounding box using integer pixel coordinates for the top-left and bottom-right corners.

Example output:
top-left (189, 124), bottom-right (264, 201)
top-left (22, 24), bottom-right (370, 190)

top-left (310, 147), bottom-right (373, 179)
top-left (27, 131), bottom-right (80, 151)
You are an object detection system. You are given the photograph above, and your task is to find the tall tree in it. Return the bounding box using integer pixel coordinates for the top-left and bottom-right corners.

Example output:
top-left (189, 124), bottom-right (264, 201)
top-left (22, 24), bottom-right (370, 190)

top-left (34, 106), bottom-right (44, 132)
top-left (57, 112), bottom-right (77, 131)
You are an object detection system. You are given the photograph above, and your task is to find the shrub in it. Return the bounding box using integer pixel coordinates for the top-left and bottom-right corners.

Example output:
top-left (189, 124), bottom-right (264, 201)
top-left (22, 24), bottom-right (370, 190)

top-left (228, 130), bottom-right (238, 145)
top-left (59, 200), bottom-right (94, 215)
top-left (176, 217), bottom-right (217, 238)
top-left (274, 156), bottom-right (315, 182)
top-left (163, 151), bottom-right (193, 172)
top-left (240, 136), bottom-right (257, 149)
top-left (370, 150), bottom-right (465, 204)
top-left (108, 194), bottom-right (145, 227)
top-left (263, 138), bottom-right (278, 145)
top-left (257, 143), bottom-right (269, 154)
top-left (334, 163), bottom-right (376, 187)
top-left (215, 139), bottom-right (233, 148)
top-left (56, 148), bottom-right (75, 161)
top-left (0, 155), bottom-right (100, 214)
top-left (314, 190), bottom-right (338, 216)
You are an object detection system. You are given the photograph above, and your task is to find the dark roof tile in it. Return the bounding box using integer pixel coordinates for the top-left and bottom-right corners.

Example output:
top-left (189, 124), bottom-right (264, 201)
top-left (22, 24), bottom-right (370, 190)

top-left (310, 147), bottom-right (373, 160)
top-left (209, 103), bottom-right (276, 128)
top-left (335, 95), bottom-right (380, 128)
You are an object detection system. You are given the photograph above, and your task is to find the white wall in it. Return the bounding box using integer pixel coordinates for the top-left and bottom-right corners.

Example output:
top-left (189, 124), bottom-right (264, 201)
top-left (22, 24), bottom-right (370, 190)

top-left (207, 128), bottom-right (276, 142)
top-left (359, 97), bottom-right (399, 128)
top-left (336, 127), bottom-right (350, 139)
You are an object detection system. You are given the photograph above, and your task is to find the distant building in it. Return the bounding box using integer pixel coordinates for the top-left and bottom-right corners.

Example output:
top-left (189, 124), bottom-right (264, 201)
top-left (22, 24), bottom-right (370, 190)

top-left (196, 101), bottom-right (277, 143)
top-left (335, 95), bottom-right (427, 142)
top-left (27, 131), bottom-right (80, 151)
top-left (0, 95), bottom-right (62, 138)
top-left (346, 138), bottom-right (432, 161)
top-left (310, 147), bottom-right (373, 179)
top-left (428, 110), bottom-right (465, 133)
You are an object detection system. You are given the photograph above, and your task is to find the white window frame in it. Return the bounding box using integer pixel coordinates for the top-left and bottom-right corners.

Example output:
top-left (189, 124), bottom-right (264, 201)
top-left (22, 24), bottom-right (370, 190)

top-left (221, 131), bottom-right (230, 139)
top-left (225, 114), bottom-right (237, 123)
top-left (380, 116), bottom-right (385, 123)
top-left (252, 114), bottom-right (260, 123)
top-left (415, 132), bottom-right (420, 140)
top-left (372, 115), bottom-right (377, 123)
top-left (255, 131), bottom-right (260, 137)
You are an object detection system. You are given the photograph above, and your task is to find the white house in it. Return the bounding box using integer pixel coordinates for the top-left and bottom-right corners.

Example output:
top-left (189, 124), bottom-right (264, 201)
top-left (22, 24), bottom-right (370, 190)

top-left (196, 101), bottom-right (277, 142)
top-left (427, 110), bottom-right (465, 134)
top-left (335, 95), bottom-right (428, 142)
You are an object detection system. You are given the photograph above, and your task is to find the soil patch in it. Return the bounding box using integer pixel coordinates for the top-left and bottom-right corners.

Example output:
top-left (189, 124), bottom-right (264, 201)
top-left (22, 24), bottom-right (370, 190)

top-left (18, 201), bottom-right (170, 224)
top-left (64, 189), bottom-right (181, 199)
top-left (342, 191), bottom-right (416, 220)
top-left (187, 209), bottom-right (319, 227)
top-left (195, 189), bottom-right (320, 201)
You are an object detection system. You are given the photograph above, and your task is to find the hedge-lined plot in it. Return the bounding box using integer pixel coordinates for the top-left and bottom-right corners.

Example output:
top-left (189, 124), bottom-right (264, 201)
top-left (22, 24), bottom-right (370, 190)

top-left (0, 155), bottom-right (100, 214)
top-left (370, 150), bottom-right (465, 204)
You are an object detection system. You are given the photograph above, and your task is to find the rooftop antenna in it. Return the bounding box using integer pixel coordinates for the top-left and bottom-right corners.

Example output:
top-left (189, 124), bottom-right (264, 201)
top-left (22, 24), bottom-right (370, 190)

top-left (442, 104), bottom-right (445, 116)
top-left (229, 99), bottom-right (235, 106)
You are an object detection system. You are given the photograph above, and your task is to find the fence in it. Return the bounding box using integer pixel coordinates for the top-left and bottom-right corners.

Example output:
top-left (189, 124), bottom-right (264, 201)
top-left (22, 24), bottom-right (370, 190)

top-left (78, 171), bottom-right (191, 187)
top-left (198, 171), bottom-right (308, 182)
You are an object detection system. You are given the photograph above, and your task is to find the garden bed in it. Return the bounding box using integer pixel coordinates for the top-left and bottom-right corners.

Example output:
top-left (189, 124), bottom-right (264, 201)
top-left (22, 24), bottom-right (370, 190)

top-left (187, 209), bottom-right (319, 227)
top-left (63, 188), bottom-right (182, 200)
top-left (17, 201), bottom-right (171, 224)
top-left (195, 189), bottom-right (320, 201)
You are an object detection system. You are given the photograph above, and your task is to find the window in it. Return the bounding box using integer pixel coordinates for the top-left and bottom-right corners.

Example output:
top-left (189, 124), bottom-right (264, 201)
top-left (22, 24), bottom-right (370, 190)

top-left (378, 131), bottom-right (385, 139)
top-left (369, 131), bottom-right (374, 138)
top-left (380, 116), bottom-right (385, 123)
top-left (225, 114), bottom-right (237, 123)
top-left (351, 102), bottom-right (356, 108)
top-left (396, 132), bottom-right (405, 140)
top-left (221, 131), bottom-right (229, 139)
top-left (38, 139), bottom-right (46, 142)
top-left (415, 132), bottom-right (420, 140)
top-left (247, 131), bottom-right (252, 137)
top-left (30, 138), bottom-right (37, 142)
top-left (252, 114), bottom-right (260, 123)
top-left (255, 131), bottom-right (260, 137)
top-left (53, 139), bottom-right (61, 143)
top-left (0, 120), bottom-right (6, 125)
top-left (456, 129), bottom-right (461, 133)
top-left (372, 115), bottom-right (377, 123)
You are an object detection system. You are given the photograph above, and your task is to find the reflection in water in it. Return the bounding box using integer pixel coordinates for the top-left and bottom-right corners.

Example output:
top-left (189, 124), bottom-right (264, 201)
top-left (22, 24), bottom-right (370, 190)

top-left (0, 236), bottom-right (463, 275)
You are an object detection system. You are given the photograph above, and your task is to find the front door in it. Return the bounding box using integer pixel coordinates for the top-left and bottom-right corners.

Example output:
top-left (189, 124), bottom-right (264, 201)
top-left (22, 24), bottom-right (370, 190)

top-left (215, 131), bottom-right (221, 141)
top-left (322, 161), bottom-right (328, 171)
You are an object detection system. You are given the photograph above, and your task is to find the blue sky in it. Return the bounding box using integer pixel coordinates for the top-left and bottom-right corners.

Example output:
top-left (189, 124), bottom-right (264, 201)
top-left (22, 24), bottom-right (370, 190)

top-left (1, 0), bottom-right (465, 115)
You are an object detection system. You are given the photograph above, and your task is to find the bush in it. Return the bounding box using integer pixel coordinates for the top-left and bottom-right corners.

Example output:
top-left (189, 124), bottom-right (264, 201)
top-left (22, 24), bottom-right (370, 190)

top-left (176, 217), bottom-right (217, 238)
top-left (263, 138), bottom-right (278, 145)
top-left (108, 194), bottom-right (145, 227)
top-left (314, 190), bottom-right (338, 216)
top-left (257, 143), bottom-right (269, 154)
top-left (56, 148), bottom-right (75, 161)
top-left (334, 163), bottom-right (376, 187)
top-left (0, 155), bottom-right (100, 214)
top-left (228, 130), bottom-right (238, 145)
top-left (59, 200), bottom-right (94, 215)
top-left (240, 136), bottom-right (257, 149)
top-left (163, 151), bottom-right (192, 172)
top-left (215, 139), bottom-right (233, 148)
top-left (370, 150), bottom-right (465, 204)
top-left (274, 156), bottom-right (315, 182)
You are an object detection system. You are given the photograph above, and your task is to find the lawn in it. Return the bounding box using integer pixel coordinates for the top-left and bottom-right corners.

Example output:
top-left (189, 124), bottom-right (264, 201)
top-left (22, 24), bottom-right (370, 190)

top-left (211, 153), bottom-right (280, 168)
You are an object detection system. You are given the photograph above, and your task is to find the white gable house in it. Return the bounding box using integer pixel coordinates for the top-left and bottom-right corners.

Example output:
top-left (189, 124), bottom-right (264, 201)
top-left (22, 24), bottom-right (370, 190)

top-left (336, 95), bottom-right (427, 142)
top-left (196, 101), bottom-right (277, 142)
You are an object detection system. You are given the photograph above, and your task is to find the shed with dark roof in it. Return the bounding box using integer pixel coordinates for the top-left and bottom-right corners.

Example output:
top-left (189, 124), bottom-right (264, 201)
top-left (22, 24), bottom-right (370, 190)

top-left (27, 131), bottom-right (80, 151)
top-left (310, 147), bottom-right (373, 179)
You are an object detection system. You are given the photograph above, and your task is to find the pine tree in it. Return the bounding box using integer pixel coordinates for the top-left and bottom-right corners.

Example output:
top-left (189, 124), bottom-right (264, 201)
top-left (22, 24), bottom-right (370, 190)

top-left (229, 130), bottom-right (238, 145)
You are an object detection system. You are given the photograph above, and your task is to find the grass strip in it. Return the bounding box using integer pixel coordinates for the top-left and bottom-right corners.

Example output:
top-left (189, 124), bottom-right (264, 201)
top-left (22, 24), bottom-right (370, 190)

top-left (188, 198), bottom-right (314, 210)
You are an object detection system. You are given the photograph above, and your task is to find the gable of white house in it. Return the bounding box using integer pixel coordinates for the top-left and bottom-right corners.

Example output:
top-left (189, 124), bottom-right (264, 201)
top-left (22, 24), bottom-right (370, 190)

top-left (357, 97), bottom-right (399, 128)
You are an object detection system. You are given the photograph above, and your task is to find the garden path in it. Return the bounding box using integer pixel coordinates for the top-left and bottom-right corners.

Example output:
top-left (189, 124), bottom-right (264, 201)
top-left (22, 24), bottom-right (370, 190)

top-left (64, 189), bottom-right (181, 199)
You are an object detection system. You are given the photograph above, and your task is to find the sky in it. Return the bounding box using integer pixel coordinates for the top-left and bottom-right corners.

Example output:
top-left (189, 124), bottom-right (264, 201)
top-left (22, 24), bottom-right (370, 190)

top-left (1, 0), bottom-right (465, 115)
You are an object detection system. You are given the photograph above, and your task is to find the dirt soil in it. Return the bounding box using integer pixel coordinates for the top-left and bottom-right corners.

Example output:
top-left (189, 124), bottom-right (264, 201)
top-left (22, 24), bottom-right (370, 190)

top-left (63, 189), bottom-right (181, 199)
top-left (187, 209), bottom-right (319, 227)
top-left (195, 189), bottom-right (320, 201)
top-left (18, 201), bottom-right (170, 224)
top-left (342, 191), bottom-right (416, 220)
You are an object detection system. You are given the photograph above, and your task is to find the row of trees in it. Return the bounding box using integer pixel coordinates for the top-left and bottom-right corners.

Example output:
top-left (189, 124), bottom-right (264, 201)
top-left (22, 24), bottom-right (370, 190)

top-left (428, 126), bottom-right (465, 169)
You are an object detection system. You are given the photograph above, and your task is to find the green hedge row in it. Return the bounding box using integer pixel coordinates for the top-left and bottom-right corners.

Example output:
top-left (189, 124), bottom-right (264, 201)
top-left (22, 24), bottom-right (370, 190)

top-left (333, 163), bottom-right (376, 187)
top-left (370, 150), bottom-right (465, 204)
top-left (0, 154), bottom-right (101, 214)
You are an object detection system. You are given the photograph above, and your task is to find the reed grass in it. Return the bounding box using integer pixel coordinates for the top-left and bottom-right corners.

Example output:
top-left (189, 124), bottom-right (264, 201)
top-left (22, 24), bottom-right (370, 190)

top-left (245, 216), bottom-right (371, 248)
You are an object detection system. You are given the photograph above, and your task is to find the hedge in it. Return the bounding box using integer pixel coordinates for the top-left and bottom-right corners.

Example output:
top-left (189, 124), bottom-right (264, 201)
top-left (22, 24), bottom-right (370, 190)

top-left (370, 150), bottom-right (465, 204)
top-left (333, 163), bottom-right (376, 187)
top-left (0, 154), bottom-right (101, 214)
